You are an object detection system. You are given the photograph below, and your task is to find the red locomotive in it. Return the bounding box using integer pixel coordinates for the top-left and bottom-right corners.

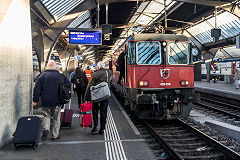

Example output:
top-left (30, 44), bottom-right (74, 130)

top-left (110, 34), bottom-right (195, 120)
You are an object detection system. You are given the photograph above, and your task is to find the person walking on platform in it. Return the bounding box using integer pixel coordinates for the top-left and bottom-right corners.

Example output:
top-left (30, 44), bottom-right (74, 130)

top-left (71, 67), bottom-right (88, 107)
top-left (32, 60), bottom-right (71, 141)
top-left (85, 66), bottom-right (92, 82)
top-left (69, 69), bottom-right (75, 82)
top-left (234, 68), bottom-right (240, 89)
top-left (84, 61), bottom-right (112, 135)
top-left (70, 69), bottom-right (76, 94)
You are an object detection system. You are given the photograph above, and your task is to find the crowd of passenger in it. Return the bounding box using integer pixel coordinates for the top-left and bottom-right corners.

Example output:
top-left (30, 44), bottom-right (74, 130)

top-left (31, 60), bottom-right (112, 141)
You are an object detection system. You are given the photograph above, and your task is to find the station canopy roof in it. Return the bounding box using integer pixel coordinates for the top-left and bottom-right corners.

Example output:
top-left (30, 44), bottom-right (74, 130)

top-left (32, 0), bottom-right (240, 65)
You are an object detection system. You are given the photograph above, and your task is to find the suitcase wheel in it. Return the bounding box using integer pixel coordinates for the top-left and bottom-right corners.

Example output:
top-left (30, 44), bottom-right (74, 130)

top-left (32, 144), bottom-right (38, 149)
top-left (33, 145), bottom-right (37, 149)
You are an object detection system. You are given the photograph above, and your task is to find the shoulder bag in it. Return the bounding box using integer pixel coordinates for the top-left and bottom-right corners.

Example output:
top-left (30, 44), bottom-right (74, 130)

top-left (90, 70), bottom-right (111, 102)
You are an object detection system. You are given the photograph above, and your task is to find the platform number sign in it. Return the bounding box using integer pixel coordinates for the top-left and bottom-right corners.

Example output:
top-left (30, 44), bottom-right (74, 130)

top-left (74, 55), bottom-right (84, 61)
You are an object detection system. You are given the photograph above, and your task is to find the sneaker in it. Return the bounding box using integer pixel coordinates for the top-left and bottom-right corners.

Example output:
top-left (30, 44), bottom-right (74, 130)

top-left (98, 130), bottom-right (104, 135)
top-left (41, 130), bottom-right (49, 141)
top-left (52, 135), bottom-right (61, 141)
top-left (91, 128), bottom-right (98, 133)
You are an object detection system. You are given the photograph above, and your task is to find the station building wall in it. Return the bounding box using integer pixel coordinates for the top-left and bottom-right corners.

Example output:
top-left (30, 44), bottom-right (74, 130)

top-left (0, 0), bottom-right (32, 148)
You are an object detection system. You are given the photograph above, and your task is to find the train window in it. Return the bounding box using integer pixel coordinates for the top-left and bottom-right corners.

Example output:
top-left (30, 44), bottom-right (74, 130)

top-left (128, 42), bottom-right (136, 64)
top-left (136, 41), bottom-right (161, 65)
top-left (168, 42), bottom-right (189, 65)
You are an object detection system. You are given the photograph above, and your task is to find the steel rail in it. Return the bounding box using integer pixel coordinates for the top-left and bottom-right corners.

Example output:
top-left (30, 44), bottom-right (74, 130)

top-left (178, 119), bottom-right (240, 159)
top-left (144, 121), bottom-right (184, 160)
top-left (194, 101), bottom-right (240, 119)
top-left (201, 97), bottom-right (240, 110)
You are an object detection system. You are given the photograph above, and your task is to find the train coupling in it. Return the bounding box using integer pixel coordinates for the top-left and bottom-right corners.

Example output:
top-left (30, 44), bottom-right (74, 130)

top-left (136, 94), bottom-right (157, 104)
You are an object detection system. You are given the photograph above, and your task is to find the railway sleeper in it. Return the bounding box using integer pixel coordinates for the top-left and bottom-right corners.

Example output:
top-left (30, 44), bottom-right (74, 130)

top-left (171, 142), bottom-right (206, 147)
top-left (164, 137), bottom-right (200, 143)
top-left (155, 129), bottom-right (187, 134)
top-left (174, 146), bottom-right (215, 153)
top-left (159, 133), bottom-right (192, 138)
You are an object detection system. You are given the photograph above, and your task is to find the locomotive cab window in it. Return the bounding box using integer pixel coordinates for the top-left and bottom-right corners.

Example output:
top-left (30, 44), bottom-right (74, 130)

top-left (167, 42), bottom-right (189, 65)
top-left (128, 42), bottom-right (136, 64)
top-left (136, 41), bottom-right (161, 65)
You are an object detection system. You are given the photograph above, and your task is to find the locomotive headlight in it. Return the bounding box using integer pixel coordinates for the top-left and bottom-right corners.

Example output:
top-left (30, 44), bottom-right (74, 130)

top-left (180, 81), bottom-right (185, 86)
top-left (180, 80), bottom-right (190, 86)
top-left (139, 81), bottom-right (149, 87)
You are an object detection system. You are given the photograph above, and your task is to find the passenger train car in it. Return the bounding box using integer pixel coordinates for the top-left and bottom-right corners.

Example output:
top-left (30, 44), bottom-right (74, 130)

top-left (201, 60), bottom-right (240, 81)
top-left (111, 34), bottom-right (195, 120)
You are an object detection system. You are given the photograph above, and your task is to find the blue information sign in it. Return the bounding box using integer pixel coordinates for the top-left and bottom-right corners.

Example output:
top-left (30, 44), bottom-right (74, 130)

top-left (69, 30), bottom-right (102, 45)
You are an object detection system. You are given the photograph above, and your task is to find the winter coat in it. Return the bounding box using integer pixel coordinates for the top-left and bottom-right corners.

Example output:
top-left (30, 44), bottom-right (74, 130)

top-left (71, 71), bottom-right (88, 93)
top-left (117, 52), bottom-right (126, 72)
top-left (84, 68), bottom-right (112, 101)
top-left (33, 70), bottom-right (71, 107)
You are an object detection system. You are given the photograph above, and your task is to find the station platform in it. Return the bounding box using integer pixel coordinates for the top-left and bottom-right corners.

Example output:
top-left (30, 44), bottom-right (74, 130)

top-left (0, 93), bottom-right (156, 160)
top-left (194, 80), bottom-right (240, 100)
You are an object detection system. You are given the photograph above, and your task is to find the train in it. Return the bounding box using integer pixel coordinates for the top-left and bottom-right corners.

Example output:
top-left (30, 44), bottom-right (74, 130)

top-left (110, 34), bottom-right (195, 120)
top-left (201, 60), bottom-right (240, 82)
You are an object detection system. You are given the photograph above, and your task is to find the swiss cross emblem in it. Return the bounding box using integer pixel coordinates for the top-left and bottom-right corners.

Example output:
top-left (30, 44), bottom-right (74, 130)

top-left (160, 69), bottom-right (170, 79)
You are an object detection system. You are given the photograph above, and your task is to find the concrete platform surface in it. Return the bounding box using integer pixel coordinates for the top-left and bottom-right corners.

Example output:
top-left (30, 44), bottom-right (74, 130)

top-left (0, 93), bottom-right (156, 160)
top-left (194, 81), bottom-right (240, 100)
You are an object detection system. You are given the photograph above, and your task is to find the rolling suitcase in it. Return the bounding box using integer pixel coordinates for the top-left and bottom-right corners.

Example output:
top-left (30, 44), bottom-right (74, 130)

top-left (60, 99), bottom-right (73, 128)
top-left (79, 103), bottom-right (92, 127)
top-left (13, 115), bottom-right (41, 149)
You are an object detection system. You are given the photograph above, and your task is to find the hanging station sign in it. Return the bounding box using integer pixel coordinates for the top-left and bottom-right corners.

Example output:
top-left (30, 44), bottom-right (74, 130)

top-left (69, 30), bottom-right (102, 45)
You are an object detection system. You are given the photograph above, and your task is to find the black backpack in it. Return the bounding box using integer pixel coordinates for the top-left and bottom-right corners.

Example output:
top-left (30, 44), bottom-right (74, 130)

top-left (73, 73), bottom-right (87, 92)
top-left (59, 74), bottom-right (71, 105)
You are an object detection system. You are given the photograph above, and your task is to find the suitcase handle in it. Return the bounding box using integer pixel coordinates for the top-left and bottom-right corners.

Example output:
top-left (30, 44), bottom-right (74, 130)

top-left (63, 99), bottom-right (71, 110)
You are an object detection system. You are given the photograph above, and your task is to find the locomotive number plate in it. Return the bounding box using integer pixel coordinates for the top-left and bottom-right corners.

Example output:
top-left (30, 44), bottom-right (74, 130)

top-left (160, 83), bottom-right (171, 86)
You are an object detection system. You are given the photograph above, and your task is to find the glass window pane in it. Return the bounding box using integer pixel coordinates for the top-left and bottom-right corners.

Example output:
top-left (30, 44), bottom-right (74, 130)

top-left (128, 42), bottom-right (136, 64)
top-left (168, 42), bottom-right (189, 64)
top-left (137, 41), bottom-right (161, 65)
top-left (187, 21), bottom-right (212, 44)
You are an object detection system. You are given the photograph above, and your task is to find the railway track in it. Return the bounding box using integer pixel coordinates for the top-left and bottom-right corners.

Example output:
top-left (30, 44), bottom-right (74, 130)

top-left (113, 90), bottom-right (240, 159)
top-left (120, 102), bottom-right (240, 159)
top-left (194, 97), bottom-right (240, 126)
top-left (144, 119), bottom-right (240, 160)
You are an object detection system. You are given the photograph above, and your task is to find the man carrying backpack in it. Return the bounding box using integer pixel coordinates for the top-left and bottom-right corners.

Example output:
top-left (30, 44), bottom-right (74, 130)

top-left (71, 67), bottom-right (88, 108)
top-left (32, 60), bottom-right (71, 141)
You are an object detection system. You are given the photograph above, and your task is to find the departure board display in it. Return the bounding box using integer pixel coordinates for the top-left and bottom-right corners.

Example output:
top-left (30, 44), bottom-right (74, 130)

top-left (69, 30), bottom-right (102, 45)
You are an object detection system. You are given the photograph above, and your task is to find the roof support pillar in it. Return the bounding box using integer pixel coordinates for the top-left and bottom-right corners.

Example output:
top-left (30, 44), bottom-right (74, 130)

top-left (202, 48), bottom-right (218, 82)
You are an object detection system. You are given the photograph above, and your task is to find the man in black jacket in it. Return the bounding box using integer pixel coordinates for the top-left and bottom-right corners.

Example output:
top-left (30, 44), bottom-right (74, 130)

top-left (117, 51), bottom-right (126, 84)
top-left (32, 60), bottom-right (71, 141)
